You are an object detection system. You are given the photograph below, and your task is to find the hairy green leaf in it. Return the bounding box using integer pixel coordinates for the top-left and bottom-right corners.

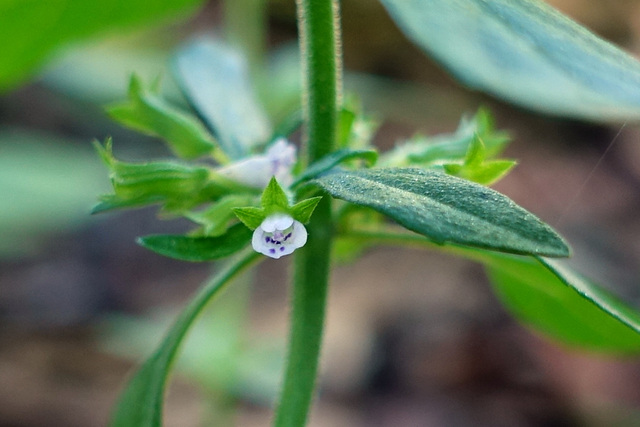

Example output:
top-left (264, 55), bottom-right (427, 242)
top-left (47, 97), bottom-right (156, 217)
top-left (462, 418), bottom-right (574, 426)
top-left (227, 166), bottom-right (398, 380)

top-left (108, 250), bottom-right (260, 427)
top-left (173, 39), bottom-right (272, 159)
top-left (138, 223), bottom-right (252, 261)
top-left (380, 0), bottom-right (640, 121)
top-left (311, 168), bottom-right (569, 257)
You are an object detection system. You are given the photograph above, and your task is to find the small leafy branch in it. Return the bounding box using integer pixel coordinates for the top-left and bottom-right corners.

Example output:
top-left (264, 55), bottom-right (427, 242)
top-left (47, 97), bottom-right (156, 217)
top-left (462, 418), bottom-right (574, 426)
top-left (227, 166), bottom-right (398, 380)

top-left (95, 0), bottom-right (640, 426)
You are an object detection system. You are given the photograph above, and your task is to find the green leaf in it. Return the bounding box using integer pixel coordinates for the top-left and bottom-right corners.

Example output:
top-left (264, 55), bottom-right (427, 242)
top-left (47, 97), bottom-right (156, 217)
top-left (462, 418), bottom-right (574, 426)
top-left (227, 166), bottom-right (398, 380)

top-left (233, 207), bottom-right (266, 230)
top-left (335, 98), bottom-right (379, 151)
top-left (482, 254), bottom-right (640, 353)
top-left (94, 139), bottom-right (255, 214)
top-left (336, 107), bottom-right (357, 149)
top-left (138, 223), bottom-right (252, 262)
top-left (107, 75), bottom-right (225, 161)
top-left (290, 197), bottom-right (323, 224)
top-left (310, 168), bottom-right (570, 257)
top-left (446, 159), bottom-right (516, 186)
top-left (381, 108), bottom-right (510, 168)
top-left (187, 194), bottom-right (255, 236)
top-left (0, 0), bottom-right (204, 91)
top-left (293, 149), bottom-right (378, 186)
top-left (341, 229), bottom-right (640, 353)
top-left (96, 142), bottom-right (210, 211)
top-left (108, 249), bottom-right (260, 427)
top-left (0, 130), bottom-right (109, 257)
top-left (173, 39), bottom-right (272, 159)
top-left (261, 176), bottom-right (290, 213)
top-left (443, 136), bottom-right (516, 185)
top-left (380, 0), bottom-right (640, 121)
top-left (92, 194), bottom-right (165, 215)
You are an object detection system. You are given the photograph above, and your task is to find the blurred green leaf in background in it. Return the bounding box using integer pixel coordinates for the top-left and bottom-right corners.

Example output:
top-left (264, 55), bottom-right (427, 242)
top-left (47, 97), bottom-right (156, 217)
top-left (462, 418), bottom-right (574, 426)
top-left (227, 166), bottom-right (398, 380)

top-left (0, 131), bottom-right (109, 257)
top-left (0, 0), bottom-right (206, 91)
top-left (380, 0), bottom-right (640, 121)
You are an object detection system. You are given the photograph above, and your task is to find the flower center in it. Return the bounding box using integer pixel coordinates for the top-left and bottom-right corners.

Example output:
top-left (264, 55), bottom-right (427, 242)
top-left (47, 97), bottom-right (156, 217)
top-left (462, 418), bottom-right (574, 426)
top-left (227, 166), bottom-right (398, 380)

top-left (264, 225), bottom-right (295, 254)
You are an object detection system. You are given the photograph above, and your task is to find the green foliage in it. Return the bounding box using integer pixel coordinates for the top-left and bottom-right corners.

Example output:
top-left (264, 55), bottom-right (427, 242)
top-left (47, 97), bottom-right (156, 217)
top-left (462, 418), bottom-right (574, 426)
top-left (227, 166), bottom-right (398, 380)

top-left (94, 0), bottom-right (640, 425)
top-left (0, 131), bottom-right (108, 257)
top-left (0, 0), bottom-right (205, 91)
top-left (233, 207), bottom-right (266, 231)
top-left (382, 108), bottom-right (510, 169)
top-left (260, 176), bottom-right (290, 214)
top-left (340, 229), bottom-right (640, 354)
top-left (293, 149), bottom-right (378, 186)
top-left (484, 255), bottom-right (640, 353)
top-left (289, 197), bottom-right (323, 224)
top-left (187, 195), bottom-right (255, 236)
top-left (172, 39), bottom-right (272, 159)
top-left (311, 168), bottom-right (569, 257)
top-left (108, 250), bottom-right (260, 427)
top-left (107, 75), bottom-right (225, 161)
top-left (103, 284), bottom-right (283, 411)
top-left (380, 0), bottom-right (640, 121)
top-left (233, 178), bottom-right (322, 228)
top-left (443, 135), bottom-right (516, 185)
top-left (93, 138), bottom-right (257, 214)
top-left (336, 101), bottom-right (379, 150)
top-left (95, 139), bottom-right (215, 213)
top-left (138, 223), bottom-right (253, 262)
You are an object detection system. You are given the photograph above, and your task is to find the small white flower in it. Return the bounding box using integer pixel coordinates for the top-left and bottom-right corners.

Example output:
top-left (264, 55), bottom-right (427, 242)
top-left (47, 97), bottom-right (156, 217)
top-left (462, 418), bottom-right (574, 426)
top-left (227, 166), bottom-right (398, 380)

top-left (218, 138), bottom-right (296, 188)
top-left (252, 213), bottom-right (307, 259)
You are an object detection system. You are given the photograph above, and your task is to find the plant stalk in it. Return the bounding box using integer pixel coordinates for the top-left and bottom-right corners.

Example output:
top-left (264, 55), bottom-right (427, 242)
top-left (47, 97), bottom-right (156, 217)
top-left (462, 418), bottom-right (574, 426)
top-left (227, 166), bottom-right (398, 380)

top-left (273, 1), bottom-right (341, 426)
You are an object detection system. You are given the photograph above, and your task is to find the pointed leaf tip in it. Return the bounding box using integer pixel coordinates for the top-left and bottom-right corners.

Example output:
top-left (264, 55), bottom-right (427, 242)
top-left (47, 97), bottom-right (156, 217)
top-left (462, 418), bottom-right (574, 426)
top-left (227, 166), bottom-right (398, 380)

top-left (311, 168), bottom-right (570, 257)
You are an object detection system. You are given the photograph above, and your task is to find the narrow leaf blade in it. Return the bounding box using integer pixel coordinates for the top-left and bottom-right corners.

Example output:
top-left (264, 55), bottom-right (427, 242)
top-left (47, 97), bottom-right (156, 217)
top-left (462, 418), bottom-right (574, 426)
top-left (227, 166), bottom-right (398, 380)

top-left (293, 148), bottom-right (378, 186)
top-left (138, 223), bottom-right (252, 261)
top-left (109, 250), bottom-right (259, 427)
top-left (482, 254), bottom-right (640, 353)
top-left (380, 0), bottom-right (640, 121)
top-left (311, 168), bottom-right (569, 257)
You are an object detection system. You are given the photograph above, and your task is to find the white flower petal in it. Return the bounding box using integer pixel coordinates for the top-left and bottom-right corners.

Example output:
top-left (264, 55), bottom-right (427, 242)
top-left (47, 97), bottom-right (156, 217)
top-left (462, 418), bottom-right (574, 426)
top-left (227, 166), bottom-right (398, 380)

top-left (251, 214), bottom-right (307, 259)
top-left (290, 221), bottom-right (308, 247)
top-left (217, 138), bottom-right (297, 189)
top-left (261, 213), bottom-right (294, 232)
top-left (217, 157), bottom-right (272, 188)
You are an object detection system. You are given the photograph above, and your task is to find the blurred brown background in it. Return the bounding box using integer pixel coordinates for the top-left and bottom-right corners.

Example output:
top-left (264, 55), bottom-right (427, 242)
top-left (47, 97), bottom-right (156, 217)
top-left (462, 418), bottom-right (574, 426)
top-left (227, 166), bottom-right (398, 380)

top-left (2, 0), bottom-right (640, 426)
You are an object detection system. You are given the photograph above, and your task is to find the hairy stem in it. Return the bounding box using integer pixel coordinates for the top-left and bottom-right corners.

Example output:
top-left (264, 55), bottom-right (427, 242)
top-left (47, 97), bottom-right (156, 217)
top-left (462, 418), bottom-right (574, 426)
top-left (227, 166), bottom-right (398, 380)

top-left (273, 1), bottom-right (341, 426)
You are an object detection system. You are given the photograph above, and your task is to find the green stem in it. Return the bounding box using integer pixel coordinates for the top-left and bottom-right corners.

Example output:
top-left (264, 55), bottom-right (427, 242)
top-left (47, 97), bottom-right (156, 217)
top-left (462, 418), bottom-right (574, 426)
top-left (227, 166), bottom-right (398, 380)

top-left (273, 1), bottom-right (341, 426)
top-left (298, 0), bottom-right (341, 164)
